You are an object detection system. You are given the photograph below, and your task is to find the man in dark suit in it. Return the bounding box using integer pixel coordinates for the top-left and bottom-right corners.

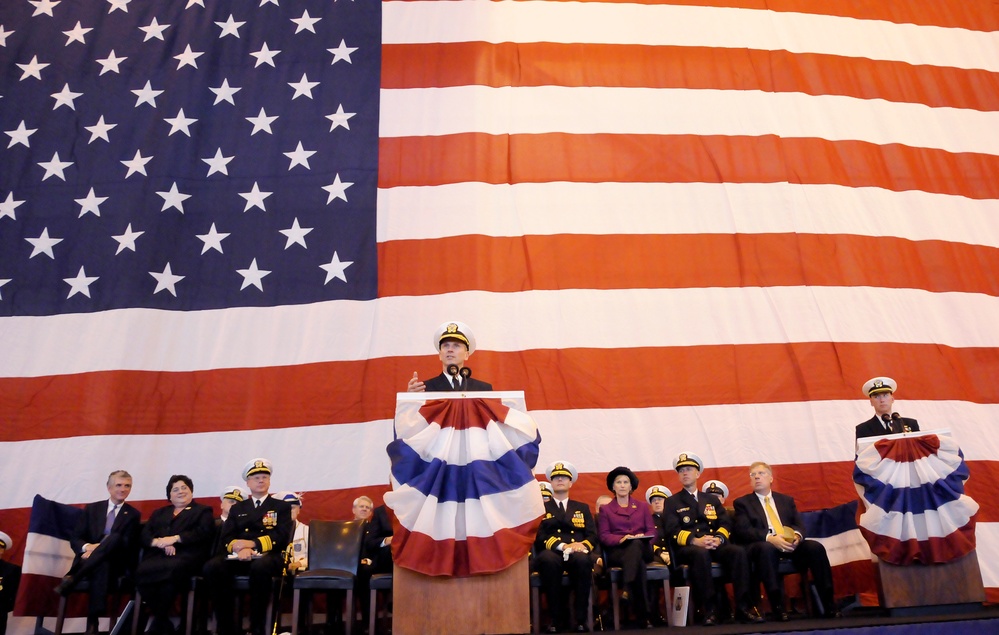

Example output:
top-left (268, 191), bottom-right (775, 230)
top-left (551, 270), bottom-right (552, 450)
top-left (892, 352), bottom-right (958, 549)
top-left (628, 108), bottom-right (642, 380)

top-left (57, 470), bottom-right (141, 634)
top-left (203, 458), bottom-right (292, 635)
top-left (0, 530), bottom-right (22, 635)
top-left (406, 321), bottom-right (493, 392)
top-left (856, 376), bottom-right (920, 439)
top-left (663, 453), bottom-right (763, 626)
top-left (535, 461), bottom-right (598, 633)
top-left (361, 504), bottom-right (394, 573)
top-left (732, 461), bottom-right (838, 620)
top-left (358, 503), bottom-right (394, 625)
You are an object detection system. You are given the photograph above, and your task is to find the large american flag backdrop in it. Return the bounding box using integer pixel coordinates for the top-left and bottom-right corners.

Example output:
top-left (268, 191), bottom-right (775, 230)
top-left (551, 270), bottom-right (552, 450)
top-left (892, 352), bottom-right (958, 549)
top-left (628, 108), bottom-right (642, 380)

top-left (2, 0), bottom-right (998, 609)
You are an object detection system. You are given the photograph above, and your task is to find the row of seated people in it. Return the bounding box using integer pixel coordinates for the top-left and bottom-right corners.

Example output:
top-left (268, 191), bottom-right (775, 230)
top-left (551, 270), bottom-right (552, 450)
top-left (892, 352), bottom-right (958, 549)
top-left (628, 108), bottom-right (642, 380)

top-left (533, 454), bottom-right (840, 633)
top-left (51, 452), bottom-right (835, 635)
top-left (53, 459), bottom-right (392, 635)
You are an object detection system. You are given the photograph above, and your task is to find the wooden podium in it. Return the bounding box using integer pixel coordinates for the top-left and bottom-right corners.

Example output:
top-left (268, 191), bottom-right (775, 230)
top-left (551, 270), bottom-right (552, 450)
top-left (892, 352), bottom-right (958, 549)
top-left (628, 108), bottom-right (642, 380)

top-left (856, 429), bottom-right (985, 616)
top-left (392, 557), bottom-right (531, 635)
top-left (875, 550), bottom-right (985, 613)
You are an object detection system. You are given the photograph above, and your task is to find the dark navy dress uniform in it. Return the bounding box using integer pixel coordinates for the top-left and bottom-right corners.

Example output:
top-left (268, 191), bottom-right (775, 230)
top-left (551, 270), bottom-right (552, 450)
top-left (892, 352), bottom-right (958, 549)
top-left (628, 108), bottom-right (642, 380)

top-left (663, 489), bottom-right (756, 622)
top-left (534, 499), bottom-right (598, 630)
top-left (203, 496), bottom-right (292, 635)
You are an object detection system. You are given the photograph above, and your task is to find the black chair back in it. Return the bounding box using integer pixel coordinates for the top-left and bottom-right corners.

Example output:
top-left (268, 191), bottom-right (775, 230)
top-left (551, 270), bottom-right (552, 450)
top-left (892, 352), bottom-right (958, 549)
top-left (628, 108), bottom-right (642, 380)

top-left (308, 519), bottom-right (366, 574)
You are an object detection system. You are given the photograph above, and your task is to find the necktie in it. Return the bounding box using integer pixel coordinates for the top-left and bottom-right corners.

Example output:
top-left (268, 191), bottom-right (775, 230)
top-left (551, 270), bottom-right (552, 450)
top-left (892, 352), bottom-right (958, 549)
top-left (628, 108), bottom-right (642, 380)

top-left (255, 499), bottom-right (261, 508)
top-left (104, 504), bottom-right (118, 535)
top-left (453, 377), bottom-right (461, 391)
top-left (558, 500), bottom-right (565, 514)
top-left (882, 415), bottom-right (894, 433)
top-left (764, 496), bottom-right (784, 537)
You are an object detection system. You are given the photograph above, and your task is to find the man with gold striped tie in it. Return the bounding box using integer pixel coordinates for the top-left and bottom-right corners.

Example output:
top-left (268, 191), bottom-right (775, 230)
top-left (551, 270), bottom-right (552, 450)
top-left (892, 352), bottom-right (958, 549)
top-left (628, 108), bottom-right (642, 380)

top-left (732, 461), bottom-right (839, 621)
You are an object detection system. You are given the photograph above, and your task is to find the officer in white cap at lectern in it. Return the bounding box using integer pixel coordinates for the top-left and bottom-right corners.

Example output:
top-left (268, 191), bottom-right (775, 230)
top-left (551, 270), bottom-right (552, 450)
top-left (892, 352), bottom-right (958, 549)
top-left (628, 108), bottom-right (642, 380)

top-left (856, 376), bottom-right (920, 439)
top-left (406, 320), bottom-right (494, 392)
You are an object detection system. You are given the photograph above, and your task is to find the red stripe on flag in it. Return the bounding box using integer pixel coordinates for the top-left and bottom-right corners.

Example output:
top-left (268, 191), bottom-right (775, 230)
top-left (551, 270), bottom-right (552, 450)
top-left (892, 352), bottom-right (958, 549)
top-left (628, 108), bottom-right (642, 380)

top-left (3, 343), bottom-right (999, 441)
top-left (383, 43), bottom-right (999, 112)
top-left (379, 234), bottom-right (999, 297)
top-left (378, 133), bottom-right (999, 199)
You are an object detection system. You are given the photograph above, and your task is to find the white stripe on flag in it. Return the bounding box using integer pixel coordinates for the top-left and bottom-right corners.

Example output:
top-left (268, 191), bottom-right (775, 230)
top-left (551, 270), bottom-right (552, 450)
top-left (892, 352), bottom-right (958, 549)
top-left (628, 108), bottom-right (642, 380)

top-left (4, 286), bottom-right (999, 377)
top-left (377, 182), bottom-right (999, 247)
top-left (811, 528), bottom-right (873, 568)
top-left (381, 86), bottom-right (999, 155)
top-left (382, 2), bottom-right (999, 72)
top-left (2, 401), bottom-right (997, 510)
top-left (22, 532), bottom-right (75, 578)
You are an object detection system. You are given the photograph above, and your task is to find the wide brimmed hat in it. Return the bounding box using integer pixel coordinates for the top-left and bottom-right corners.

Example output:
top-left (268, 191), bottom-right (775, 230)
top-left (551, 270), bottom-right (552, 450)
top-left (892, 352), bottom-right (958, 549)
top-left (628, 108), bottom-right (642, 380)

top-left (606, 466), bottom-right (639, 492)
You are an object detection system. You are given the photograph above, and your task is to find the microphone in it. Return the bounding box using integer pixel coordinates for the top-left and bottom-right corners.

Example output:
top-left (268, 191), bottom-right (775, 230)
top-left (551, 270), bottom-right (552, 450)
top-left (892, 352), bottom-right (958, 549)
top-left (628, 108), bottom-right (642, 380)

top-left (458, 367), bottom-right (473, 391)
top-left (446, 364), bottom-right (460, 391)
top-left (891, 412), bottom-right (910, 433)
top-left (881, 413), bottom-right (895, 433)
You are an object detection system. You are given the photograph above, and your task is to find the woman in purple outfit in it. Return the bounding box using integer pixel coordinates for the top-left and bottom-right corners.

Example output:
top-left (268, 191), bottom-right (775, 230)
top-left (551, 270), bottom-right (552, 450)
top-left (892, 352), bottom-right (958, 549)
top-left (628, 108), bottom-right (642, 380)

top-left (597, 466), bottom-right (656, 629)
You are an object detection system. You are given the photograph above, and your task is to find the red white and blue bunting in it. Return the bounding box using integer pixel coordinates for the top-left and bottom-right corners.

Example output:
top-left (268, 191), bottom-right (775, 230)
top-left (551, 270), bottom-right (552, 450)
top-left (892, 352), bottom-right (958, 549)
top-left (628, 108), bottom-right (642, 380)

top-left (854, 431), bottom-right (979, 565)
top-left (385, 392), bottom-right (544, 577)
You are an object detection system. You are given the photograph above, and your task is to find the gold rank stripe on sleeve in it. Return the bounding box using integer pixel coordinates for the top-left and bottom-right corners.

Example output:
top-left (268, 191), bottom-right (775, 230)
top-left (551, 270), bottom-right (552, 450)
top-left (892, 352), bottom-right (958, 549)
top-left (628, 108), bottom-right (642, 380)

top-left (226, 539), bottom-right (237, 554)
top-left (677, 529), bottom-right (692, 546)
top-left (716, 527), bottom-right (730, 540)
top-left (544, 536), bottom-right (560, 550)
top-left (258, 535), bottom-right (272, 552)
top-left (582, 539), bottom-right (594, 551)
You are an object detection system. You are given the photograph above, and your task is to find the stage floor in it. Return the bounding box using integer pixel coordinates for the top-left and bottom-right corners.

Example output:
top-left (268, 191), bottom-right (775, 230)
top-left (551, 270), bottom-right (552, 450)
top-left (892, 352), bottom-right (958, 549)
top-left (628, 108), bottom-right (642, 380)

top-left (621, 604), bottom-right (999, 635)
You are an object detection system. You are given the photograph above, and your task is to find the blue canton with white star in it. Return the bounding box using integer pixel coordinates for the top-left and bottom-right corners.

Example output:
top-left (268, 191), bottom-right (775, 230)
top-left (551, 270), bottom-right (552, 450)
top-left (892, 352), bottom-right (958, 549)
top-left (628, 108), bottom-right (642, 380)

top-left (0, 0), bottom-right (380, 315)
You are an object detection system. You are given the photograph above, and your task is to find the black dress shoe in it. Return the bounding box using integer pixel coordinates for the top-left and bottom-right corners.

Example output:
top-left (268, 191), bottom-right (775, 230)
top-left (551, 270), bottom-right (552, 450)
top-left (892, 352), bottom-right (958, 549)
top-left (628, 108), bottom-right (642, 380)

top-left (824, 610), bottom-right (843, 619)
top-left (772, 610), bottom-right (790, 622)
top-left (702, 614), bottom-right (718, 626)
top-left (545, 626), bottom-right (559, 634)
top-left (574, 625), bottom-right (589, 633)
top-left (737, 607), bottom-right (765, 624)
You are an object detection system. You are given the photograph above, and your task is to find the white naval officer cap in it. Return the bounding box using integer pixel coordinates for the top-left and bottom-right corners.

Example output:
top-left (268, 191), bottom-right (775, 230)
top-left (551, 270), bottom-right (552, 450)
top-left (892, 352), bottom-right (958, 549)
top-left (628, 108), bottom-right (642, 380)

top-left (673, 452), bottom-right (704, 472)
top-left (863, 376), bottom-right (897, 397)
top-left (273, 491), bottom-right (303, 506)
top-left (433, 321), bottom-right (476, 354)
top-left (242, 457), bottom-right (273, 480)
top-left (645, 485), bottom-right (671, 503)
top-left (221, 485), bottom-right (247, 502)
top-left (545, 461), bottom-right (578, 482)
top-left (702, 480), bottom-right (729, 499)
